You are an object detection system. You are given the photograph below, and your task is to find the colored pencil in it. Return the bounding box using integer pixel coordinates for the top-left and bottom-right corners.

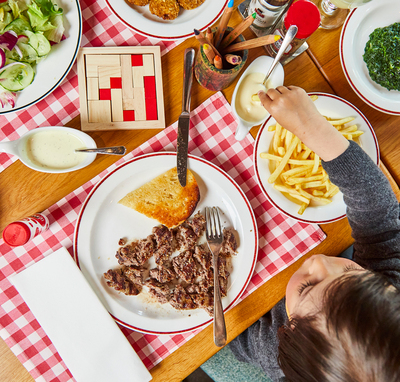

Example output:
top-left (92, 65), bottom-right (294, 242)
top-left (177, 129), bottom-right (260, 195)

top-left (214, 55), bottom-right (223, 69)
top-left (218, 12), bottom-right (256, 51)
top-left (203, 44), bottom-right (216, 64)
top-left (206, 27), bottom-right (214, 45)
top-left (223, 34), bottom-right (281, 53)
top-left (224, 54), bottom-right (242, 65)
top-left (194, 29), bottom-right (221, 57)
top-left (213, 0), bottom-right (234, 49)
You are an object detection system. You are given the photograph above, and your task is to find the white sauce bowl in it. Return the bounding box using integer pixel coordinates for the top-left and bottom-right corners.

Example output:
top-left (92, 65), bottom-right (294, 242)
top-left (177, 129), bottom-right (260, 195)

top-left (0, 126), bottom-right (97, 173)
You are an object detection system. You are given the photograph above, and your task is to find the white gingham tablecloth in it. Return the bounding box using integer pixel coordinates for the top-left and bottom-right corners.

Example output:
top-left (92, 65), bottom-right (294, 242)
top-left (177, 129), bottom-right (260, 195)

top-left (0, 91), bottom-right (326, 381)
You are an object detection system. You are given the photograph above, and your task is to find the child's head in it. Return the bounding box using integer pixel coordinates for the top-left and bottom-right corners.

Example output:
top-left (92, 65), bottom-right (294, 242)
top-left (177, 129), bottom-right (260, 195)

top-left (279, 255), bottom-right (400, 381)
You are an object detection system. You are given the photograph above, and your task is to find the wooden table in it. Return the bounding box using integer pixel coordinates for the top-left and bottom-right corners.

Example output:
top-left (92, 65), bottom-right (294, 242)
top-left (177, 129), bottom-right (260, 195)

top-left (1, 2), bottom-right (399, 381)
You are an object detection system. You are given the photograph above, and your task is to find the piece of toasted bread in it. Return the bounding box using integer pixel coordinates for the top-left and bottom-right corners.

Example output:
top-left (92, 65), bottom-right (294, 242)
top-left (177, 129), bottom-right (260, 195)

top-left (118, 167), bottom-right (200, 228)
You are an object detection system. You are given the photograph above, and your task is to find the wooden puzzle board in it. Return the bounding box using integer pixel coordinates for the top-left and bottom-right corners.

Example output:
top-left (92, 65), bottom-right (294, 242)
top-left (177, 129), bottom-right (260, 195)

top-left (77, 46), bottom-right (165, 131)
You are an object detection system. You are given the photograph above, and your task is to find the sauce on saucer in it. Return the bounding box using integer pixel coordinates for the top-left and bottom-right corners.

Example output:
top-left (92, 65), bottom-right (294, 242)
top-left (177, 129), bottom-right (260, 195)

top-left (235, 72), bottom-right (270, 123)
top-left (24, 130), bottom-right (87, 170)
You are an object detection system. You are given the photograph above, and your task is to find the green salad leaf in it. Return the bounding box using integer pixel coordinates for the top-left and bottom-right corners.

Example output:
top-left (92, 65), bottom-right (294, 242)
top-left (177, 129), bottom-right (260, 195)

top-left (363, 22), bottom-right (400, 92)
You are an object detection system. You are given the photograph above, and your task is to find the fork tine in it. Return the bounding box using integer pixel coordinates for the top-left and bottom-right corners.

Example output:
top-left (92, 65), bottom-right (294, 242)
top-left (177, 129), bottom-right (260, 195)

top-left (205, 207), bottom-right (211, 238)
top-left (213, 207), bottom-right (222, 237)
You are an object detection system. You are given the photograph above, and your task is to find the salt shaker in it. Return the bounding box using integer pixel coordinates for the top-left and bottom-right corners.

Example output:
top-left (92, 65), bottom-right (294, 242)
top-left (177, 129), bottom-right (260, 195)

top-left (2, 213), bottom-right (50, 247)
top-left (265, 0), bottom-right (320, 60)
top-left (248, 0), bottom-right (293, 34)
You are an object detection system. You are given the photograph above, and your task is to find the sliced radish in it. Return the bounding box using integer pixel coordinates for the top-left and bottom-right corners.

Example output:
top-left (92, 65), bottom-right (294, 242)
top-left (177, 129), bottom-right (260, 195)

top-left (0, 91), bottom-right (17, 108)
top-left (0, 48), bottom-right (5, 69)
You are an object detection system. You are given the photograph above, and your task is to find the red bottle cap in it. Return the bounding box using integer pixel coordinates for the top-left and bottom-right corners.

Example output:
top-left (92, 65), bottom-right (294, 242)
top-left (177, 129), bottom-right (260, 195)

top-left (284, 0), bottom-right (321, 40)
top-left (2, 222), bottom-right (31, 247)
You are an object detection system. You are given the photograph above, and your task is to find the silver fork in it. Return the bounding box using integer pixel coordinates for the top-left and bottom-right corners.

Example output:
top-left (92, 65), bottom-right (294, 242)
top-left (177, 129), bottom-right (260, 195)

top-left (205, 207), bottom-right (227, 347)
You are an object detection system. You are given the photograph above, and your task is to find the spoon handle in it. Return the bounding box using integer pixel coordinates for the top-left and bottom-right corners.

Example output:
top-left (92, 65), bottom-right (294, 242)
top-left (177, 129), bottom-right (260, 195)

top-left (263, 25), bottom-right (298, 86)
top-left (75, 146), bottom-right (126, 155)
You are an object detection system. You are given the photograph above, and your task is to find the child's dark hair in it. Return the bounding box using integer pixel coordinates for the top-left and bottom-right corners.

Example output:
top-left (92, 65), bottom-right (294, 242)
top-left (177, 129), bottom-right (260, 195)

top-left (277, 271), bottom-right (400, 382)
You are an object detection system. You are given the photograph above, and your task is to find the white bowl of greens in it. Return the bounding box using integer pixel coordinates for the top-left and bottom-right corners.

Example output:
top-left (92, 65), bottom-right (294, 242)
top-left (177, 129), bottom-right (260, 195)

top-left (0, 0), bottom-right (82, 114)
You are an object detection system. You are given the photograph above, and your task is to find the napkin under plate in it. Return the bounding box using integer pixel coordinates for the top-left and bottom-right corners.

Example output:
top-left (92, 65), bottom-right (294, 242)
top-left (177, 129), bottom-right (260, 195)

top-left (10, 246), bottom-right (152, 382)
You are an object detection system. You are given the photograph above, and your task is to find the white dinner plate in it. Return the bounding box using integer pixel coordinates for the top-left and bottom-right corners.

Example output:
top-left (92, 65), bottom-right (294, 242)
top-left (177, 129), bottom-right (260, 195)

top-left (74, 152), bottom-right (258, 334)
top-left (340, 0), bottom-right (400, 115)
top-left (0, 0), bottom-right (82, 115)
top-left (254, 93), bottom-right (380, 224)
top-left (105, 0), bottom-right (227, 40)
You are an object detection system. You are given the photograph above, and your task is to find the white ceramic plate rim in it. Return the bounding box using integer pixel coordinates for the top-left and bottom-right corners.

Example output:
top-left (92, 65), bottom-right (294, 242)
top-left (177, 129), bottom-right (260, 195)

top-left (340, 0), bottom-right (400, 115)
top-left (104, 0), bottom-right (228, 40)
top-left (74, 152), bottom-right (258, 334)
top-left (0, 0), bottom-right (82, 115)
top-left (254, 92), bottom-right (380, 224)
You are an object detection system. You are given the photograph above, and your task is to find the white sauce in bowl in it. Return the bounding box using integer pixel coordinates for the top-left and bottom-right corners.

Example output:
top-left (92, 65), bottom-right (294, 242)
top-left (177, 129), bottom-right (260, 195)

top-left (25, 130), bottom-right (87, 169)
top-left (235, 72), bottom-right (270, 123)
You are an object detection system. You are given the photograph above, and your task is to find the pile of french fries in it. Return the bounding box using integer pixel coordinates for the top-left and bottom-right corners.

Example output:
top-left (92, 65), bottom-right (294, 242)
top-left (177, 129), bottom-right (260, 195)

top-left (260, 97), bottom-right (364, 215)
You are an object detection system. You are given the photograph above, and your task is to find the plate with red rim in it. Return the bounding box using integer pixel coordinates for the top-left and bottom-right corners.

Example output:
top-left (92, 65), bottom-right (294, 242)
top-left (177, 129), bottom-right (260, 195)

top-left (254, 92), bottom-right (380, 224)
top-left (73, 152), bottom-right (258, 334)
top-left (340, 0), bottom-right (400, 115)
top-left (105, 0), bottom-right (228, 40)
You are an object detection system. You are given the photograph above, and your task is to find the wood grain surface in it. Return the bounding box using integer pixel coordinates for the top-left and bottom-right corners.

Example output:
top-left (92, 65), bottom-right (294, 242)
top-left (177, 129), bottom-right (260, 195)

top-left (1, 1), bottom-right (399, 381)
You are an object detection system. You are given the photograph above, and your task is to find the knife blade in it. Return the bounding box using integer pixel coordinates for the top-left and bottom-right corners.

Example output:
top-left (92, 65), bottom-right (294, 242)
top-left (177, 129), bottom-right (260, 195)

top-left (177, 48), bottom-right (195, 187)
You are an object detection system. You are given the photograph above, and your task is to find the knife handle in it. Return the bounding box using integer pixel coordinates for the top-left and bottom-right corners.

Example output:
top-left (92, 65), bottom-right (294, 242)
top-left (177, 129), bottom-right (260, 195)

top-left (182, 48), bottom-right (195, 113)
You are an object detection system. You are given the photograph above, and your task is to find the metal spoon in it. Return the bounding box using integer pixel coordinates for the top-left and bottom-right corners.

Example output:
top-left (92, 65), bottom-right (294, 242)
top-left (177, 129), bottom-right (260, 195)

top-left (75, 146), bottom-right (126, 155)
top-left (251, 25), bottom-right (298, 102)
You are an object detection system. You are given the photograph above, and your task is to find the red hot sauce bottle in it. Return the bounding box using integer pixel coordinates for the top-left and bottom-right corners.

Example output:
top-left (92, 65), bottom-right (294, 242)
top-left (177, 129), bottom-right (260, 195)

top-left (2, 213), bottom-right (50, 247)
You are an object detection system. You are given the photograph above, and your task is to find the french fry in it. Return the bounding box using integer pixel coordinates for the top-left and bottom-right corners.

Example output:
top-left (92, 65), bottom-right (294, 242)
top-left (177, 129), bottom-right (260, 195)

top-left (269, 136), bottom-right (300, 183)
top-left (261, 114), bottom-right (364, 214)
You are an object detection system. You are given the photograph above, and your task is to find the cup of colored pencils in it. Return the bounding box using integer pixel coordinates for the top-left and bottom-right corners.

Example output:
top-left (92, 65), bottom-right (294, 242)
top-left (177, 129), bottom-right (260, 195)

top-left (194, 26), bottom-right (249, 91)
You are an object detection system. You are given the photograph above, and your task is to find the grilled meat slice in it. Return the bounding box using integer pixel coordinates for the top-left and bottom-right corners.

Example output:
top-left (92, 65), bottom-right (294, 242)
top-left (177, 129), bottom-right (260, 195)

top-left (115, 234), bottom-right (155, 266)
top-left (172, 250), bottom-right (198, 283)
top-left (175, 225), bottom-right (197, 251)
top-left (169, 284), bottom-right (197, 310)
top-left (124, 266), bottom-right (145, 285)
top-left (145, 278), bottom-right (171, 304)
top-left (193, 244), bottom-right (212, 270)
top-left (220, 228), bottom-right (237, 257)
top-left (187, 211), bottom-right (206, 237)
top-left (104, 268), bottom-right (142, 296)
top-left (152, 225), bottom-right (173, 265)
top-left (149, 265), bottom-right (176, 283)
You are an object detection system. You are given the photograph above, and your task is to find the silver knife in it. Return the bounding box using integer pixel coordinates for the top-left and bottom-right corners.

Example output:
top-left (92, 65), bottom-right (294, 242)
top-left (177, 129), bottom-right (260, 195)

top-left (177, 48), bottom-right (195, 187)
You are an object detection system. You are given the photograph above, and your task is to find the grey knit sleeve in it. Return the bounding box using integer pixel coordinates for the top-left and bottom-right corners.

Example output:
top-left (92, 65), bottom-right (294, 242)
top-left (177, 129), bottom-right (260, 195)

top-left (322, 140), bottom-right (400, 289)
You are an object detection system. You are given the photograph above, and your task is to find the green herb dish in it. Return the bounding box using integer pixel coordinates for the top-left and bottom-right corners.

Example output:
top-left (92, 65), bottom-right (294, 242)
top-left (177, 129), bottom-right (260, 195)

top-left (363, 22), bottom-right (400, 92)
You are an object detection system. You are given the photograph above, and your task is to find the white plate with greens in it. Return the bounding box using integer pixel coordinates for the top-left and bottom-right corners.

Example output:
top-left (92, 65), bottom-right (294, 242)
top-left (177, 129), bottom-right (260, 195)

top-left (0, 0), bottom-right (82, 114)
top-left (340, 0), bottom-right (400, 115)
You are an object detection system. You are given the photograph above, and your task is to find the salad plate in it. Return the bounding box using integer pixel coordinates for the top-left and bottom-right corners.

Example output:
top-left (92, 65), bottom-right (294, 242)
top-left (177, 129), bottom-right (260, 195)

top-left (74, 152), bottom-right (258, 334)
top-left (340, 0), bottom-right (400, 115)
top-left (254, 93), bottom-right (379, 224)
top-left (105, 0), bottom-right (228, 40)
top-left (0, 0), bottom-right (82, 115)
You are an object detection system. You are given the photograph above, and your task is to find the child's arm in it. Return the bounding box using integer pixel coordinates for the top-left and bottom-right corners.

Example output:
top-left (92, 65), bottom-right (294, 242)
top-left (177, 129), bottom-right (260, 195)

top-left (259, 86), bottom-right (400, 288)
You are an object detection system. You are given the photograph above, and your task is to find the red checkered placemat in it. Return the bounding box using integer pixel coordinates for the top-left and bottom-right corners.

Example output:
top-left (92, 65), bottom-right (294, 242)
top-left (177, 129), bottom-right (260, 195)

top-left (0, 92), bottom-right (326, 381)
top-left (0, 0), bottom-right (180, 173)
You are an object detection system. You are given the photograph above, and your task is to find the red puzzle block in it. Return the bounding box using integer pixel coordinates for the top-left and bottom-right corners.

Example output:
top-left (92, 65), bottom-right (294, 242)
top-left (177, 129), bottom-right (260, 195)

top-left (99, 88), bottom-right (111, 100)
top-left (145, 98), bottom-right (157, 120)
top-left (144, 76), bottom-right (156, 99)
top-left (123, 110), bottom-right (135, 121)
top-left (131, 55), bottom-right (143, 66)
top-left (110, 77), bottom-right (122, 89)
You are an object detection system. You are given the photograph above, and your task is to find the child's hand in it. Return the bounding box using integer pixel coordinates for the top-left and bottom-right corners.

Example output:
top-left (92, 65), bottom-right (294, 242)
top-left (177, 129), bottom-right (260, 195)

top-left (258, 86), bottom-right (349, 162)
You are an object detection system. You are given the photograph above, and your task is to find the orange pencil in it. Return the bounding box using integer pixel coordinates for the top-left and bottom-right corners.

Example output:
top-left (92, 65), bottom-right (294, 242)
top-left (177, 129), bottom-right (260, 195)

top-left (219, 12), bottom-right (256, 51)
top-left (206, 27), bottom-right (213, 45)
top-left (214, 0), bottom-right (234, 49)
top-left (224, 34), bottom-right (281, 53)
top-left (214, 55), bottom-right (223, 69)
top-left (203, 43), bottom-right (216, 64)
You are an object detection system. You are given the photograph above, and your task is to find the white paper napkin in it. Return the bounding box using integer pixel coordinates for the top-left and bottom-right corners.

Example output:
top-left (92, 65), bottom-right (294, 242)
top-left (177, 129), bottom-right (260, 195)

top-left (10, 247), bottom-right (152, 382)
